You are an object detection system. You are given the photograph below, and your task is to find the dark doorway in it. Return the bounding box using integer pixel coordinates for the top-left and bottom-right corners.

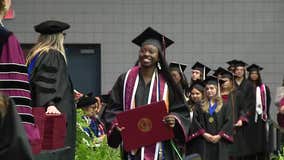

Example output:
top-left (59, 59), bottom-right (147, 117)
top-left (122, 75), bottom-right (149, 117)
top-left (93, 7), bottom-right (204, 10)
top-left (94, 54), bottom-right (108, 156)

top-left (21, 44), bottom-right (101, 95)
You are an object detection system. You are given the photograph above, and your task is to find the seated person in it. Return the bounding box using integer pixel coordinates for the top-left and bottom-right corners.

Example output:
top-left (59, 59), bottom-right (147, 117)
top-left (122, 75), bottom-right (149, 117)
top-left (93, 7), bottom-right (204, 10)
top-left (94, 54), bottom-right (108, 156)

top-left (77, 93), bottom-right (105, 146)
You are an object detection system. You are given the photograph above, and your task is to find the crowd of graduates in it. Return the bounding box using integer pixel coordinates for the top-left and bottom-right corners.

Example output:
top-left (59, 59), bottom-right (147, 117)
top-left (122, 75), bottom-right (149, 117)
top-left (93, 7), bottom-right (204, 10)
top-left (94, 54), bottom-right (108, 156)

top-left (170, 60), bottom-right (272, 160)
top-left (1, 0), bottom-right (284, 159)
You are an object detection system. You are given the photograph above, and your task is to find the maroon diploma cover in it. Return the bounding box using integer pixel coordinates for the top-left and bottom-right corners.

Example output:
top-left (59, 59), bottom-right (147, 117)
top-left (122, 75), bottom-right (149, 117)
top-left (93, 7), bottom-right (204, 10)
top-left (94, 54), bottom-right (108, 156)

top-left (116, 101), bottom-right (174, 151)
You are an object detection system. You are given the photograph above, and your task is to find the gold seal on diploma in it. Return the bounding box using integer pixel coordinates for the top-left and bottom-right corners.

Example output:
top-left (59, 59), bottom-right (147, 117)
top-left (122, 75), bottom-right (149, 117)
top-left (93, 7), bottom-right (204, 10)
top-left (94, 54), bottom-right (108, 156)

top-left (137, 118), bottom-right (152, 132)
top-left (209, 117), bottom-right (214, 123)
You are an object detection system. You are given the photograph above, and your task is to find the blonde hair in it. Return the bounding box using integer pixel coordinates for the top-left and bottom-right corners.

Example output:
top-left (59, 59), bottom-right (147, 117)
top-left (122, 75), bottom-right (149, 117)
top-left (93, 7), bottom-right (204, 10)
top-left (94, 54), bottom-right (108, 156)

top-left (0, 93), bottom-right (9, 119)
top-left (26, 33), bottom-right (66, 64)
top-left (201, 85), bottom-right (223, 113)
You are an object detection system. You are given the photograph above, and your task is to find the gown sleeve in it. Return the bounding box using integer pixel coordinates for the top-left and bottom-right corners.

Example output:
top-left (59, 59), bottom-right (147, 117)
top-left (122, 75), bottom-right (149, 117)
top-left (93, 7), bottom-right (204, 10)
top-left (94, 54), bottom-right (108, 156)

top-left (187, 106), bottom-right (206, 141)
top-left (102, 73), bottom-right (125, 148)
top-left (168, 85), bottom-right (191, 144)
top-left (218, 103), bottom-right (233, 143)
top-left (31, 50), bottom-right (70, 108)
top-left (266, 85), bottom-right (271, 117)
top-left (235, 90), bottom-right (249, 123)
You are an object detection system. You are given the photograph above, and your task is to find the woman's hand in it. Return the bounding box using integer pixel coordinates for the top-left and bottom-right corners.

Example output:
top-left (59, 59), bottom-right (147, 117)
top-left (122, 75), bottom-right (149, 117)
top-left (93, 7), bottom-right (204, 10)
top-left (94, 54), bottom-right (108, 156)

top-left (163, 114), bottom-right (176, 128)
top-left (46, 105), bottom-right (61, 114)
top-left (211, 135), bottom-right (221, 143)
top-left (115, 126), bottom-right (125, 132)
top-left (202, 133), bottom-right (213, 142)
top-left (234, 120), bottom-right (243, 127)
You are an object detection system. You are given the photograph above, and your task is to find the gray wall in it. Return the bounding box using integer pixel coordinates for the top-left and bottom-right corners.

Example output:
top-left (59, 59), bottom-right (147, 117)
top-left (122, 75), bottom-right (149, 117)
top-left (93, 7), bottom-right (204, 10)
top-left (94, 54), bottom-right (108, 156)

top-left (5, 0), bottom-right (284, 111)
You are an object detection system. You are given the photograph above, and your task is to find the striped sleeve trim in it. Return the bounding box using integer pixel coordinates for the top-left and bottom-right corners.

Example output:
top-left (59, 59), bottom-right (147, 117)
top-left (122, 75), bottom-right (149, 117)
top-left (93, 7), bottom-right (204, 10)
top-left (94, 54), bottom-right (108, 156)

top-left (41, 64), bottom-right (58, 73)
top-left (37, 86), bottom-right (56, 93)
top-left (11, 97), bottom-right (31, 106)
top-left (0, 63), bottom-right (27, 74)
top-left (0, 80), bottom-right (30, 91)
top-left (35, 75), bottom-right (56, 84)
top-left (20, 114), bottom-right (35, 124)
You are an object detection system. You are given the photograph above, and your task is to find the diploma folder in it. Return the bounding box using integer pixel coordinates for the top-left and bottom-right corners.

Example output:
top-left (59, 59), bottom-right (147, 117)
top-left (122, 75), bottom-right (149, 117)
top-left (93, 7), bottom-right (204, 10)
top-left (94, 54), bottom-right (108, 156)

top-left (116, 101), bottom-right (174, 151)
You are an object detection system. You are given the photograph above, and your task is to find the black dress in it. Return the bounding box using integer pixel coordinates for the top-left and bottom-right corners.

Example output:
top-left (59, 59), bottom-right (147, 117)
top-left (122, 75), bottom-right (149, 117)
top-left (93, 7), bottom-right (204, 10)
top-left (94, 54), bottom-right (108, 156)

top-left (102, 71), bottom-right (190, 160)
top-left (29, 50), bottom-right (76, 160)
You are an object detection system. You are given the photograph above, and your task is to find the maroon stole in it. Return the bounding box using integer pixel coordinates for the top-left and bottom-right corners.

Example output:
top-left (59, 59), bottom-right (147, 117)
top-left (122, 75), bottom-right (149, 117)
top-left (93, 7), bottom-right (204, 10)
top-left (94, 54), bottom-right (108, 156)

top-left (123, 66), bottom-right (169, 160)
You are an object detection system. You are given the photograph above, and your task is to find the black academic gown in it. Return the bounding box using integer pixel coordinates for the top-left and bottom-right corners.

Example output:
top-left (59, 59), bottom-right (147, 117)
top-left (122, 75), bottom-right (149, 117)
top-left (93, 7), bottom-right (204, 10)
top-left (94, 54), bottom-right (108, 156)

top-left (246, 83), bottom-right (271, 156)
top-left (189, 102), bottom-right (233, 160)
top-left (224, 90), bottom-right (248, 157)
top-left (102, 71), bottom-right (190, 160)
top-left (234, 78), bottom-right (256, 156)
top-left (0, 98), bottom-right (33, 160)
top-left (29, 50), bottom-right (76, 160)
top-left (185, 102), bottom-right (205, 157)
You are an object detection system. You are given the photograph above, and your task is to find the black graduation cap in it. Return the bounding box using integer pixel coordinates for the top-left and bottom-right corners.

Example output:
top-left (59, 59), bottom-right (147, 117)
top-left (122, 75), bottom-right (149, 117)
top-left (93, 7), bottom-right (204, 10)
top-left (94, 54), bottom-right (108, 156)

top-left (34, 20), bottom-right (70, 34)
top-left (77, 93), bottom-right (97, 108)
top-left (191, 62), bottom-right (211, 79)
top-left (132, 27), bottom-right (174, 53)
top-left (226, 59), bottom-right (239, 67)
top-left (247, 64), bottom-right (263, 72)
top-left (235, 60), bottom-right (247, 67)
top-left (188, 80), bottom-right (205, 93)
top-left (169, 62), bottom-right (187, 72)
top-left (213, 67), bottom-right (228, 77)
top-left (203, 76), bottom-right (225, 86)
top-left (221, 69), bottom-right (234, 79)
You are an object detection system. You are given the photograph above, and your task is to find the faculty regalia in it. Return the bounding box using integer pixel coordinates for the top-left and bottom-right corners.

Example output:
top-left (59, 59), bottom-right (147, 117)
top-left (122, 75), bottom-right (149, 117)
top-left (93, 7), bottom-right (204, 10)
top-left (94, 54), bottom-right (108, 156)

top-left (28, 50), bottom-right (76, 160)
top-left (0, 25), bottom-right (40, 153)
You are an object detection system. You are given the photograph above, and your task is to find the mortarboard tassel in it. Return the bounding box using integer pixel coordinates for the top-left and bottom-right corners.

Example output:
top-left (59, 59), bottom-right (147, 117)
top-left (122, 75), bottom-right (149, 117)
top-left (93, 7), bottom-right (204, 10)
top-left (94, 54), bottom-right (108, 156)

top-left (203, 66), bottom-right (206, 80)
top-left (217, 78), bottom-right (221, 97)
top-left (162, 35), bottom-right (166, 58)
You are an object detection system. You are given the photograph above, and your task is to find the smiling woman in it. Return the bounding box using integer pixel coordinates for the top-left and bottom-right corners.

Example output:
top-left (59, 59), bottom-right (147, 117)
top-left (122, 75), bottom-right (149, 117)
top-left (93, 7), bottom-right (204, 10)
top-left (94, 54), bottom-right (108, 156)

top-left (102, 27), bottom-right (190, 160)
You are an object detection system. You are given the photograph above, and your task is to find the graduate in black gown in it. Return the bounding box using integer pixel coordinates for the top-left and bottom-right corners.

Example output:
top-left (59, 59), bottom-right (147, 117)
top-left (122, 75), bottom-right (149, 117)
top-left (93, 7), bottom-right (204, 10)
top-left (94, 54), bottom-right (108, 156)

top-left (185, 81), bottom-right (205, 156)
top-left (232, 61), bottom-right (256, 159)
top-left (190, 62), bottom-right (211, 85)
top-left (190, 76), bottom-right (233, 160)
top-left (26, 20), bottom-right (76, 160)
top-left (246, 64), bottom-right (271, 160)
top-left (0, 93), bottom-right (33, 160)
top-left (169, 62), bottom-right (189, 101)
top-left (215, 68), bottom-right (248, 159)
top-left (102, 27), bottom-right (190, 160)
top-left (226, 59), bottom-right (238, 73)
